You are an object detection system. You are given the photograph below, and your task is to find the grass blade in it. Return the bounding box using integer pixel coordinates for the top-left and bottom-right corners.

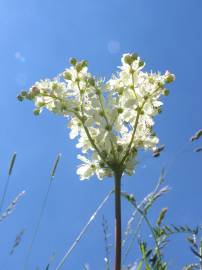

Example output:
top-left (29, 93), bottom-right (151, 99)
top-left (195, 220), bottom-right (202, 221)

top-left (55, 189), bottom-right (113, 270)
top-left (23, 154), bottom-right (61, 270)
top-left (0, 153), bottom-right (17, 212)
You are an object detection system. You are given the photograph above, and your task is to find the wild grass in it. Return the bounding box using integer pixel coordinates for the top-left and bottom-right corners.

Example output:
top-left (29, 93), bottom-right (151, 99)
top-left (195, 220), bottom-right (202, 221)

top-left (0, 153), bottom-right (17, 212)
top-left (23, 153), bottom-right (61, 270)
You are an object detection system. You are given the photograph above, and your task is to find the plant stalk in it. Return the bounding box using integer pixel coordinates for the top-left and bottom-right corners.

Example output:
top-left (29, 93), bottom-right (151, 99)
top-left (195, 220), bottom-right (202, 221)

top-left (114, 170), bottom-right (122, 270)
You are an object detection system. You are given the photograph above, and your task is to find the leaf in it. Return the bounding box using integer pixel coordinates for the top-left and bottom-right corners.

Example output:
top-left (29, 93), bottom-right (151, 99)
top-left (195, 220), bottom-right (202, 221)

top-left (45, 263), bottom-right (50, 270)
top-left (152, 145), bottom-right (165, 158)
top-left (190, 129), bottom-right (202, 142)
top-left (145, 249), bottom-right (152, 258)
top-left (136, 261), bottom-right (143, 270)
top-left (139, 241), bottom-right (147, 257)
top-left (187, 236), bottom-right (198, 249)
top-left (194, 147), bottom-right (202, 153)
top-left (8, 153), bottom-right (17, 176)
top-left (172, 225), bottom-right (180, 232)
top-left (121, 192), bottom-right (136, 203)
top-left (164, 225), bottom-right (173, 234)
top-left (145, 265), bottom-right (151, 270)
top-left (190, 247), bottom-right (202, 259)
top-left (156, 208), bottom-right (168, 226)
top-left (51, 153), bottom-right (61, 178)
top-left (183, 263), bottom-right (200, 270)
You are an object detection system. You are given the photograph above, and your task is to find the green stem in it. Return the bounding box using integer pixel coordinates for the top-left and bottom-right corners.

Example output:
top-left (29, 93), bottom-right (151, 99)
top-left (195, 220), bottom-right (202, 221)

top-left (75, 79), bottom-right (106, 163)
top-left (120, 109), bottom-right (141, 167)
top-left (120, 64), bottom-right (146, 168)
top-left (97, 92), bottom-right (117, 161)
top-left (82, 124), bottom-right (105, 161)
top-left (114, 170), bottom-right (122, 270)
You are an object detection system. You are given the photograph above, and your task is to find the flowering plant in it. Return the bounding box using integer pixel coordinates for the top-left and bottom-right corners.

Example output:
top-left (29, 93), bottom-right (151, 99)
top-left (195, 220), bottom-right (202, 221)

top-left (18, 53), bottom-right (174, 180)
top-left (18, 53), bottom-right (175, 270)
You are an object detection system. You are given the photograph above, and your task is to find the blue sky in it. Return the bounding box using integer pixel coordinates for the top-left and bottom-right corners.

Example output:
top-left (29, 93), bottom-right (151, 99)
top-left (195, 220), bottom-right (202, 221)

top-left (0, 0), bottom-right (202, 269)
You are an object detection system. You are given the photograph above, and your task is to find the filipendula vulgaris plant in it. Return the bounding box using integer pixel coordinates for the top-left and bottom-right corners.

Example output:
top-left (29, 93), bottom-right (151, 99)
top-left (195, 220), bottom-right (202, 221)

top-left (18, 53), bottom-right (175, 270)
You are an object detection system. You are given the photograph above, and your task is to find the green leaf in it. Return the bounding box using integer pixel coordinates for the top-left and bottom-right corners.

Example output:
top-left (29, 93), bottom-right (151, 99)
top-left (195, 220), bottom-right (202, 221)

top-left (136, 261), bottom-right (143, 270)
top-left (45, 263), bottom-right (50, 270)
top-left (164, 225), bottom-right (173, 234)
top-left (190, 247), bottom-right (202, 259)
top-left (190, 129), bottom-right (202, 142)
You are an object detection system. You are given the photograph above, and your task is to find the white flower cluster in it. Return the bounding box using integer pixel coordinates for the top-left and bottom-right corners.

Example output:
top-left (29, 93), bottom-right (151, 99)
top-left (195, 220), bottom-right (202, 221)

top-left (18, 53), bottom-right (175, 180)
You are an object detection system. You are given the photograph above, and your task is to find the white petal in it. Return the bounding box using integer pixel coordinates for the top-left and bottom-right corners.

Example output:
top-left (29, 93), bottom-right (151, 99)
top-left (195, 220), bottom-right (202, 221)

top-left (77, 154), bottom-right (89, 164)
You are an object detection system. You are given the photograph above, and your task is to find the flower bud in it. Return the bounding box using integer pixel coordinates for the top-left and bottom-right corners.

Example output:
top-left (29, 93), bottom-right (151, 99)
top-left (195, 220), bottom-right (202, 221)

top-left (76, 63), bottom-right (83, 72)
top-left (138, 60), bottom-right (144, 67)
top-left (37, 101), bottom-right (45, 107)
top-left (69, 57), bottom-right (77, 66)
top-left (95, 89), bottom-right (101, 95)
top-left (144, 94), bottom-right (149, 101)
top-left (90, 164), bottom-right (96, 169)
top-left (117, 87), bottom-right (124, 95)
top-left (105, 125), bottom-right (112, 131)
top-left (76, 60), bottom-right (88, 73)
top-left (137, 140), bottom-right (144, 147)
top-left (131, 147), bottom-right (137, 154)
top-left (17, 94), bottom-right (24, 101)
top-left (21, 91), bottom-right (27, 97)
top-left (117, 107), bottom-right (123, 114)
top-left (32, 86), bottom-right (40, 95)
top-left (80, 89), bottom-right (85, 95)
top-left (81, 60), bottom-right (88, 68)
top-left (61, 104), bottom-right (67, 111)
top-left (33, 108), bottom-right (40, 116)
top-left (101, 150), bottom-right (108, 158)
top-left (148, 77), bottom-right (155, 84)
top-left (163, 89), bottom-right (170, 96)
top-left (131, 53), bottom-right (138, 62)
top-left (99, 161), bottom-right (105, 168)
top-left (81, 115), bottom-right (87, 123)
top-left (157, 82), bottom-right (164, 89)
top-left (165, 71), bottom-right (175, 83)
top-left (123, 53), bottom-right (138, 65)
top-left (99, 111), bottom-right (105, 117)
top-left (52, 83), bottom-right (58, 90)
top-left (88, 77), bottom-right (95, 86)
top-left (117, 145), bottom-right (123, 152)
top-left (123, 54), bottom-right (132, 65)
top-left (157, 107), bottom-right (162, 114)
top-left (63, 71), bottom-right (72, 80)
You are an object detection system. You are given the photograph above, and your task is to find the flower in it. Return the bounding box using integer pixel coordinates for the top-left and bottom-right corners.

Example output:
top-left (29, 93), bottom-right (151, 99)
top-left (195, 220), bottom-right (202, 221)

top-left (19, 54), bottom-right (175, 180)
top-left (76, 154), bottom-right (97, 180)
